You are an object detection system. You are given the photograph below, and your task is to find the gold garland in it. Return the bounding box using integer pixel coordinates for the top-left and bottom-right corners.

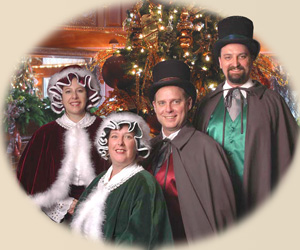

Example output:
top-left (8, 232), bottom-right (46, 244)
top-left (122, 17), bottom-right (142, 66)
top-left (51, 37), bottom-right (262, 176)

top-left (252, 53), bottom-right (289, 86)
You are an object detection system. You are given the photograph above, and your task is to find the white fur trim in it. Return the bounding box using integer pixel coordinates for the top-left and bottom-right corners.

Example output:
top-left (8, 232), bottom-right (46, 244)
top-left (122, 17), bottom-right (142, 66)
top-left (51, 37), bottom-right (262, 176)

top-left (31, 126), bottom-right (96, 208)
top-left (71, 163), bottom-right (144, 241)
top-left (71, 184), bottom-right (109, 241)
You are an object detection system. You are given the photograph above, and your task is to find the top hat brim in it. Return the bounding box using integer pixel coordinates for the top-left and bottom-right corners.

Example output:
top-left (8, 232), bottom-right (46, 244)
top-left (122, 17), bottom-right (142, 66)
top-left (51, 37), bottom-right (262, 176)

top-left (213, 37), bottom-right (260, 61)
top-left (149, 78), bottom-right (197, 106)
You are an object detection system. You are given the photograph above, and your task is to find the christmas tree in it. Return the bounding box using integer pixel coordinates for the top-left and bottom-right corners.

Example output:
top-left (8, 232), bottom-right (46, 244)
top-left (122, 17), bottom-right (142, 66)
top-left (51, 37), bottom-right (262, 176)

top-left (10, 57), bottom-right (38, 94)
top-left (87, 0), bottom-right (299, 131)
top-left (4, 57), bottom-right (59, 136)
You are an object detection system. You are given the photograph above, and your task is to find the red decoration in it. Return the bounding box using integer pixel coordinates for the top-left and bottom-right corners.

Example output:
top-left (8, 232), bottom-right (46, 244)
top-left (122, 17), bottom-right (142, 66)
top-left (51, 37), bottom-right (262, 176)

top-left (12, 127), bottom-right (22, 158)
top-left (102, 55), bottom-right (133, 90)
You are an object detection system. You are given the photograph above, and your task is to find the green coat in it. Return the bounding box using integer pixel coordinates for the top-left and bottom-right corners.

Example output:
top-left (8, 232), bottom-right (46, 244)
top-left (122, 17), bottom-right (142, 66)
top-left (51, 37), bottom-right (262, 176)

top-left (72, 167), bottom-right (173, 249)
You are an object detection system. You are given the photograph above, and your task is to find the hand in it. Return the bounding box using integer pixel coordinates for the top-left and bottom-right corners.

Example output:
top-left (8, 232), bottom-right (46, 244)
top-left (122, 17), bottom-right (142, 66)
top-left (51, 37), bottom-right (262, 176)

top-left (67, 199), bottom-right (78, 215)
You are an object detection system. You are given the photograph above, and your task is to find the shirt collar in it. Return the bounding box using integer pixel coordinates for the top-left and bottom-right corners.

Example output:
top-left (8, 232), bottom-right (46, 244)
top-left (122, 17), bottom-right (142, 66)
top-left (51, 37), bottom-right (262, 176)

top-left (162, 129), bottom-right (181, 141)
top-left (56, 112), bottom-right (96, 130)
top-left (223, 78), bottom-right (255, 98)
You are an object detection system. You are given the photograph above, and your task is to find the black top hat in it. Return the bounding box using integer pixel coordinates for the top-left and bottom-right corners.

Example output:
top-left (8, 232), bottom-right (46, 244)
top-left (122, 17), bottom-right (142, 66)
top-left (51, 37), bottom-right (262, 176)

top-left (149, 60), bottom-right (197, 106)
top-left (213, 16), bottom-right (260, 60)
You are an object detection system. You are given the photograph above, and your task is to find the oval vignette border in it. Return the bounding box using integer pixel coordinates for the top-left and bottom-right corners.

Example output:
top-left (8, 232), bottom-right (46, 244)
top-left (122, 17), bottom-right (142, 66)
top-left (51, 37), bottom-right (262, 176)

top-left (0, 0), bottom-right (299, 250)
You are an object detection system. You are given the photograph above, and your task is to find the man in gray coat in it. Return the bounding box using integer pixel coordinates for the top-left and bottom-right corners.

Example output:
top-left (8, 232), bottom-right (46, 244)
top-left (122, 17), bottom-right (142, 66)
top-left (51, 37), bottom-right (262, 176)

top-left (193, 16), bottom-right (298, 217)
top-left (143, 59), bottom-right (236, 244)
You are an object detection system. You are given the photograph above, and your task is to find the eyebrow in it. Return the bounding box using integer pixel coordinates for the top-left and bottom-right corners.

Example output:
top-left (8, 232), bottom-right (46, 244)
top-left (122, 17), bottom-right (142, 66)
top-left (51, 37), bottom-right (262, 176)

top-left (64, 86), bottom-right (85, 91)
top-left (222, 52), bottom-right (248, 56)
top-left (157, 97), bottom-right (183, 102)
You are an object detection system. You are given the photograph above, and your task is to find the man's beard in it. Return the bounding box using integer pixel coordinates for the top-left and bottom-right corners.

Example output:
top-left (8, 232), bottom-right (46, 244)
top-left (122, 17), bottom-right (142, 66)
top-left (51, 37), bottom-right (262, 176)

top-left (227, 66), bottom-right (248, 85)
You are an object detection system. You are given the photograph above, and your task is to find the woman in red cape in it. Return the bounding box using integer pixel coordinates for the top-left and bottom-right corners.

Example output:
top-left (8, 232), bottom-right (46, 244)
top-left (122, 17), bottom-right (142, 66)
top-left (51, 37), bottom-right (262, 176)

top-left (17, 65), bottom-right (109, 223)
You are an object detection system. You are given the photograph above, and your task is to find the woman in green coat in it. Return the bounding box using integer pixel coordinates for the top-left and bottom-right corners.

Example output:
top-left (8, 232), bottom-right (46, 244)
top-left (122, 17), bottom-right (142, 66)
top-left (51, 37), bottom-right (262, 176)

top-left (71, 111), bottom-right (173, 249)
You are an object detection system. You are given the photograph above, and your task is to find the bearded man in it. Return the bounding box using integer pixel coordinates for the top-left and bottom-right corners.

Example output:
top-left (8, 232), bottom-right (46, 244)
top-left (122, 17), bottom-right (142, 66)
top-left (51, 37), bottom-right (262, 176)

top-left (193, 16), bottom-right (298, 217)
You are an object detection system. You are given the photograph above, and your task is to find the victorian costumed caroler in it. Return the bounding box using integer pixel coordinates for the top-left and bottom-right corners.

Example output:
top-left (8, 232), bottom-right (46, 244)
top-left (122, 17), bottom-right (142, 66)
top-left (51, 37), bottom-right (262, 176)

top-left (193, 16), bottom-right (299, 216)
top-left (71, 112), bottom-right (173, 249)
top-left (17, 65), bottom-right (109, 223)
top-left (144, 60), bottom-right (236, 243)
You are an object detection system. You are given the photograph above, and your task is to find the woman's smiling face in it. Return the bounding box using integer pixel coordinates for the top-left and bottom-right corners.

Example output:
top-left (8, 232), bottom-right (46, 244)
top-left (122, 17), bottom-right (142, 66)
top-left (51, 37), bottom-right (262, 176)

top-left (62, 77), bottom-right (87, 121)
top-left (108, 125), bottom-right (137, 169)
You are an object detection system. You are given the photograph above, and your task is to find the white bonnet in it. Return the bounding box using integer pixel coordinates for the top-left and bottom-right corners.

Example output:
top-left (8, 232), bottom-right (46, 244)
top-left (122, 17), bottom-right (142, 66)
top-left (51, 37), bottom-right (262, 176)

top-left (95, 111), bottom-right (151, 160)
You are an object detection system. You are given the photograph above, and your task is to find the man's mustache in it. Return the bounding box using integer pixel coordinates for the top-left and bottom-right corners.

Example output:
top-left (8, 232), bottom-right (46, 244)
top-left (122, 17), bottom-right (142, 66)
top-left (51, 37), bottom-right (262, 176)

top-left (228, 65), bottom-right (245, 71)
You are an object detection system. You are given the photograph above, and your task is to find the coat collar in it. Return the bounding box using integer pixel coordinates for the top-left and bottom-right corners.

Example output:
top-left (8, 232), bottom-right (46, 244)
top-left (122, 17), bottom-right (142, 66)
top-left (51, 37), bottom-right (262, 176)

top-left (168, 122), bottom-right (196, 150)
top-left (210, 80), bottom-right (267, 100)
top-left (152, 122), bottom-right (196, 151)
top-left (101, 163), bottom-right (144, 192)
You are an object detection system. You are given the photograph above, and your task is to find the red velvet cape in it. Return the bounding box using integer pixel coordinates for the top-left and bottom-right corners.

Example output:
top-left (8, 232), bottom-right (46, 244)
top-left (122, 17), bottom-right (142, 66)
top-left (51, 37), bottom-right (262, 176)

top-left (17, 116), bottom-right (109, 196)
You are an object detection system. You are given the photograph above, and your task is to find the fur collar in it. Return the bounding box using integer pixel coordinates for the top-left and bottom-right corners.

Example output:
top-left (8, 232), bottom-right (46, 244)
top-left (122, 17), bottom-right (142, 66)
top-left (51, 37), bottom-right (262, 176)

top-left (71, 163), bottom-right (144, 241)
top-left (31, 124), bottom-right (96, 208)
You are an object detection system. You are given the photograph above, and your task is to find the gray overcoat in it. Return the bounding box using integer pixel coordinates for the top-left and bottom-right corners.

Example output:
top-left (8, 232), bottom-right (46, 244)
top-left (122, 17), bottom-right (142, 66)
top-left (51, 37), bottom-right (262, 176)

top-left (193, 81), bottom-right (299, 215)
top-left (148, 122), bottom-right (237, 242)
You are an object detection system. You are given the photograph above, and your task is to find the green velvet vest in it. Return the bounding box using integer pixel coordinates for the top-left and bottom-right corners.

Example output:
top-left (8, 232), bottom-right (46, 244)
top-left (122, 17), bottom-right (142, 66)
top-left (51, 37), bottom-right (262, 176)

top-left (206, 96), bottom-right (247, 180)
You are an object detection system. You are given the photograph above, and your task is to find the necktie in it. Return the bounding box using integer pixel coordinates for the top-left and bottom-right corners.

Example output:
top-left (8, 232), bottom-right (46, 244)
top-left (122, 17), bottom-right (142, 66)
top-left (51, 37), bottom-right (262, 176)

top-left (222, 87), bottom-right (250, 146)
top-left (227, 88), bottom-right (244, 121)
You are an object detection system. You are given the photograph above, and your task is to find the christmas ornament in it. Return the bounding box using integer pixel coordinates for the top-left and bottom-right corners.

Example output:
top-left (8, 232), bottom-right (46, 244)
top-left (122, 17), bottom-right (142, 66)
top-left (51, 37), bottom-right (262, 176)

top-left (102, 55), bottom-right (133, 90)
top-left (176, 9), bottom-right (194, 52)
top-left (141, 13), bottom-right (158, 46)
